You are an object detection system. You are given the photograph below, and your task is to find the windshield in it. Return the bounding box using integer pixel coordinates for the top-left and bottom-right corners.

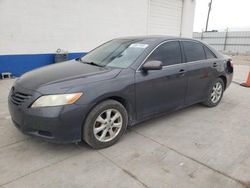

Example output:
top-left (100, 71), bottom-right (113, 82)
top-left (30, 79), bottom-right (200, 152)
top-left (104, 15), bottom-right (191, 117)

top-left (80, 39), bottom-right (149, 68)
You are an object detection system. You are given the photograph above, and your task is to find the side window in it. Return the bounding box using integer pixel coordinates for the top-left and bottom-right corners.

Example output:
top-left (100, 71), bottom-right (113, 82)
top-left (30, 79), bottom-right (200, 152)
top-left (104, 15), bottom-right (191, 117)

top-left (147, 41), bottom-right (182, 66)
top-left (182, 41), bottom-right (206, 62)
top-left (204, 46), bottom-right (216, 59)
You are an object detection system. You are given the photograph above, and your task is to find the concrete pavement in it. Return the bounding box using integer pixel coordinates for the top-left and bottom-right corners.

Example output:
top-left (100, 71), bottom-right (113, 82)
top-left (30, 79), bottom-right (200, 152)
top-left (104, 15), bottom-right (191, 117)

top-left (0, 65), bottom-right (249, 188)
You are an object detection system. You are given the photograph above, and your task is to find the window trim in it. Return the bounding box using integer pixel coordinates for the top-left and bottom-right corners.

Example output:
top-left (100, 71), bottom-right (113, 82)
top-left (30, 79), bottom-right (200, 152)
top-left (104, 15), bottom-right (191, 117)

top-left (202, 45), bottom-right (217, 59)
top-left (136, 39), bottom-right (218, 72)
top-left (181, 40), bottom-right (208, 63)
top-left (136, 40), bottom-right (183, 72)
top-left (180, 40), bottom-right (218, 63)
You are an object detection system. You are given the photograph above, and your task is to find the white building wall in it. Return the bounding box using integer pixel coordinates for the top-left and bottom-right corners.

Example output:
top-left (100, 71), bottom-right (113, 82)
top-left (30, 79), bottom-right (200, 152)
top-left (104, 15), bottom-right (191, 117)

top-left (0, 0), bottom-right (196, 55)
top-left (0, 0), bottom-right (148, 54)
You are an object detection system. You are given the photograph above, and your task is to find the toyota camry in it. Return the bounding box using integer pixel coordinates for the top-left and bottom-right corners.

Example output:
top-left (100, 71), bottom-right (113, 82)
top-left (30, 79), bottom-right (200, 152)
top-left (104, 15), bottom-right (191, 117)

top-left (8, 36), bottom-right (234, 148)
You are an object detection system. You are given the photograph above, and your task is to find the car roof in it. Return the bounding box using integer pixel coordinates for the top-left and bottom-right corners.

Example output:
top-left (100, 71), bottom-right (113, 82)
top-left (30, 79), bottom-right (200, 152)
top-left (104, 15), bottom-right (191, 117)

top-left (114, 36), bottom-right (207, 47)
top-left (115, 35), bottom-right (223, 58)
top-left (115, 35), bottom-right (225, 64)
top-left (115, 35), bottom-right (197, 42)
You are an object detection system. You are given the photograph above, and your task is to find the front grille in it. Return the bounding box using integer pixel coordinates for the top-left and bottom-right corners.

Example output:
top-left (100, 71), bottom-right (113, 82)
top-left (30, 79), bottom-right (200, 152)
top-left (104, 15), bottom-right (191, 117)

top-left (10, 87), bottom-right (32, 106)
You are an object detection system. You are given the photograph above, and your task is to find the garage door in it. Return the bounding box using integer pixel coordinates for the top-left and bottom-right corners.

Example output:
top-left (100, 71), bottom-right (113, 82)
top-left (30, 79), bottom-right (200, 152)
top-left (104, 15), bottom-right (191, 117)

top-left (148, 0), bottom-right (183, 36)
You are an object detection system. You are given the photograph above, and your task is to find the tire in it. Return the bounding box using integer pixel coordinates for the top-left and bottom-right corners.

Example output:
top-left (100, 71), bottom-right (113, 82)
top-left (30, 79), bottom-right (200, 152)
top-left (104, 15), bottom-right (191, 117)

top-left (203, 78), bottom-right (225, 107)
top-left (83, 100), bottom-right (128, 149)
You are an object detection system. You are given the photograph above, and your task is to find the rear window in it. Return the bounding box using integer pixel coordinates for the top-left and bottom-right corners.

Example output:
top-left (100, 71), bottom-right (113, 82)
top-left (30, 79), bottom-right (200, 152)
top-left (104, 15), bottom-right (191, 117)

top-left (183, 41), bottom-right (206, 62)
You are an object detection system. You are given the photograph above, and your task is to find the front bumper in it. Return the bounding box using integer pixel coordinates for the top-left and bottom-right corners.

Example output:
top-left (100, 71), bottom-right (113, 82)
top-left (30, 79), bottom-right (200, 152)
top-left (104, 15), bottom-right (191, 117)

top-left (8, 86), bottom-right (90, 143)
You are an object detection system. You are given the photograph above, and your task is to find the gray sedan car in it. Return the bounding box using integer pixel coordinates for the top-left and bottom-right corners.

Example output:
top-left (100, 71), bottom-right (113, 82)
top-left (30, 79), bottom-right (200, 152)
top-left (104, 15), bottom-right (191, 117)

top-left (8, 36), bottom-right (233, 148)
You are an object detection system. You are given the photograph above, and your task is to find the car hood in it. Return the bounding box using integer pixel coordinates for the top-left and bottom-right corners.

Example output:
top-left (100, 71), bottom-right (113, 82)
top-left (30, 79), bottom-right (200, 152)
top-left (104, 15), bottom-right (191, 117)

top-left (15, 59), bottom-right (121, 92)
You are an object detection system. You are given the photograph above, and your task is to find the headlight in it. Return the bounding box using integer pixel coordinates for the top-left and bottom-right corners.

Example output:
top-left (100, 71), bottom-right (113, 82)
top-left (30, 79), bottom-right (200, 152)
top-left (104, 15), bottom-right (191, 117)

top-left (31, 93), bottom-right (83, 108)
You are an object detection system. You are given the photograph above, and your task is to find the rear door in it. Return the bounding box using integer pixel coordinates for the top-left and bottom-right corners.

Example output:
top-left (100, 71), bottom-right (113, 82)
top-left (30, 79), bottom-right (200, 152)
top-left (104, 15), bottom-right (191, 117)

top-left (181, 41), bottom-right (218, 105)
top-left (135, 41), bottom-right (188, 120)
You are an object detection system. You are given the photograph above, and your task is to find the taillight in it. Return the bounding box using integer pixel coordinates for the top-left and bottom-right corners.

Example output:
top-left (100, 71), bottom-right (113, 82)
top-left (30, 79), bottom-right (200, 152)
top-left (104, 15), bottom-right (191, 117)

top-left (226, 59), bottom-right (233, 73)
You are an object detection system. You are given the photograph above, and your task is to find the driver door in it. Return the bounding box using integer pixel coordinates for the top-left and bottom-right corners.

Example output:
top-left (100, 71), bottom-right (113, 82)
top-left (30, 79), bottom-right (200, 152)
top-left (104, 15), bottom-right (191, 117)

top-left (135, 41), bottom-right (188, 120)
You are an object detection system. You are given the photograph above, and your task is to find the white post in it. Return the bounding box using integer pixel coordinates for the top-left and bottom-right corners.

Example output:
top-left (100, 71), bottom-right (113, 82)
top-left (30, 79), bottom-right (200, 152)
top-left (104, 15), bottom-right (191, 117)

top-left (180, 0), bottom-right (196, 37)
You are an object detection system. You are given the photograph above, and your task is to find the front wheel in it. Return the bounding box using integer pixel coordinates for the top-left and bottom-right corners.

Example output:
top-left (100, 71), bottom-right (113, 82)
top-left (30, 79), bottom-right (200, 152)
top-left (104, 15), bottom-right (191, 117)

top-left (203, 78), bottom-right (224, 107)
top-left (83, 100), bottom-right (128, 149)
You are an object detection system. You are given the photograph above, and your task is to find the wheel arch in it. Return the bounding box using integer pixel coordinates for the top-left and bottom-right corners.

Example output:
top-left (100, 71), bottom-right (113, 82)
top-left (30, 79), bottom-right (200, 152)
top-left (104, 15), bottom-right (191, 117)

top-left (105, 96), bottom-right (133, 120)
top-left (218, 75), bottom-right (227, 90)
top-left (81, 94), bottom-right (135, 132)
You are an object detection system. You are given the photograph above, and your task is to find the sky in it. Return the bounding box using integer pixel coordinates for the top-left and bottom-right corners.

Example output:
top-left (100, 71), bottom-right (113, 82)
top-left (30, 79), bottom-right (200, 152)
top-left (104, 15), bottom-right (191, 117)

top-left (193, 0), bottom-right (250, 32)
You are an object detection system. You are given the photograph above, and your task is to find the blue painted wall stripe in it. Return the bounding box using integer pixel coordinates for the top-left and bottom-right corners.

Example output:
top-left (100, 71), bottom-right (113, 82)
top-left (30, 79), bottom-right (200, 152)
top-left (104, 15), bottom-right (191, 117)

top-left (0, 52), bottom-right (86, 77)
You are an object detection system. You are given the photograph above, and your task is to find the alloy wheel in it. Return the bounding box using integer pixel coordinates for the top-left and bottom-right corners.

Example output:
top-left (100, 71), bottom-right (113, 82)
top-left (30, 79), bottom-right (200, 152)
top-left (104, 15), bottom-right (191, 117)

top-left (211, 82), bottom-right (223, 104)
top-left (93, 109), bottom-right (123, 142)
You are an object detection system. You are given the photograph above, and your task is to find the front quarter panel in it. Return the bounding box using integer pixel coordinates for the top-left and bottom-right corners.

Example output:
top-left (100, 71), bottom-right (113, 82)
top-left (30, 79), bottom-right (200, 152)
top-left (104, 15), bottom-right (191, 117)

top-left (69, 68), bottom-right (136, 123)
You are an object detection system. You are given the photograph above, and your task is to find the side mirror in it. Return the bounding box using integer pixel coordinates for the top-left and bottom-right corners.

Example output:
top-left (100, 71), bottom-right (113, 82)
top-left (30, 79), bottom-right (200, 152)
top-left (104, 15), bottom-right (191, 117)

top-left (142, 61), bottom-right (163, 71)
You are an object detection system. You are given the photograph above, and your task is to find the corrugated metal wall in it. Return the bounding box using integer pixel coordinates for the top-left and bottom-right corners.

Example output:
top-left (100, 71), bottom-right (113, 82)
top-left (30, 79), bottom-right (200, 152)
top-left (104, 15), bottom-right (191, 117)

top-left (193, 31), bottom-right (250, 54)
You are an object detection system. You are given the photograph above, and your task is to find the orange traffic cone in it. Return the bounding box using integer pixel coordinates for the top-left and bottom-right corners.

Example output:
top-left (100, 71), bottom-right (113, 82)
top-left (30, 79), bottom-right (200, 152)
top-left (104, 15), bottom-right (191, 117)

top-left (240, 71), bottom-right (250, 88)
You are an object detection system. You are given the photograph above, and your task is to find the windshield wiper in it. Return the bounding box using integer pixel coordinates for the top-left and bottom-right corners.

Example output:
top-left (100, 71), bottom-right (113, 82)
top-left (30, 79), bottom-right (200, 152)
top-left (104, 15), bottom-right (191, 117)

top-left (76, 57), bottom-right (83, 62)
top-left (82, 61), bottom-right (104, 67)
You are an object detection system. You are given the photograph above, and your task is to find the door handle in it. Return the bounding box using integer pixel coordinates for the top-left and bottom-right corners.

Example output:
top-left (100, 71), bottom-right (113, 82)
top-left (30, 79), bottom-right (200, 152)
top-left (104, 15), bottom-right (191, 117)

top-left (213, 62), bottom-right (217, 67)
top-left (178, 69), bottom-right (186, 76)
top-left (165, 69), bottom-right (186, 79)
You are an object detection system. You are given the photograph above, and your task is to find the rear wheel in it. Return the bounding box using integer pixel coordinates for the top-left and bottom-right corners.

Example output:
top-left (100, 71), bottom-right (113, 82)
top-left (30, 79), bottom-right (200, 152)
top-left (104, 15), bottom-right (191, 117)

top-left (203, 78), bottom-right (224, 107)
top-left (83, 100), bottom-right (128, 149)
